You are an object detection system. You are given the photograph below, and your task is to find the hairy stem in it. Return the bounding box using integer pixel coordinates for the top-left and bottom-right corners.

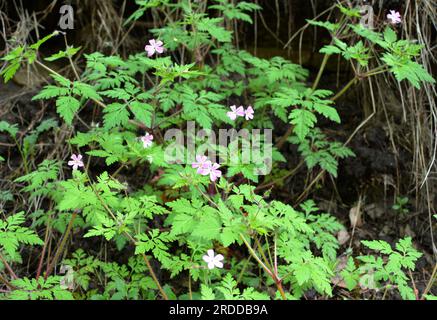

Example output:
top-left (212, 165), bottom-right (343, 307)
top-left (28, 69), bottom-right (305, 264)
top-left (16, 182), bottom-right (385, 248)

top-left (240, 233), bottom-right (287, 300)
top-left (0, 252), bottom-right (18, 279)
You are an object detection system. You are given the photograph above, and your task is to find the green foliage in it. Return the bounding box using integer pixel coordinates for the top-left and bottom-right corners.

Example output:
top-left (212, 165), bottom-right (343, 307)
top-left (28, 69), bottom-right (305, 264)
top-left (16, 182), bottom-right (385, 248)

top-left (314, 16), bottom-right (435, 89)
top-left (0, 0), bottom-right (432, 301)
top-left (392, 196), bottom-right (410, 215)
top-left (6, 276), bottom-right (73, 300)
top-left (210, 0), bottom-right (261, 24)
top-left (1, 31), bottom-right (59, 82)
top-left (201, 274), bottom-right (270, 300)
top-left (290, 129), bottom-right (355, 177)
top-left (0, 121), bottom-right (19, 138)
top-left (354, 237), bottom-right (422, 300)
top-left (0, 212), bottom-right (43, 260)
top-left (15, 159), bottom-right (60, 197)
top-left (62, 250), bottom-right (158, 299)
top-left (285, 89), bottom-right (340, 141)
top-left (45, 46), bottom-right (81, 61)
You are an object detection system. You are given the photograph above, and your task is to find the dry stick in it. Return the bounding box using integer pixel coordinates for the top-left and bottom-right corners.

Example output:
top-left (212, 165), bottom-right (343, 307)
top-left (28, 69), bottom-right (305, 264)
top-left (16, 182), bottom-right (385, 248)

top-left (424, 180), bottom-right (437, 259)
top-left (422, 263), bottom-right (437, 298)
top-left (255, 0), bottom-right (285, 46)
top-left (112, 17), bottom-right (136, 55)
top-left (283, 4), bottom-right (337, 49)
top-left (44, 211), bottom-right (78, 280)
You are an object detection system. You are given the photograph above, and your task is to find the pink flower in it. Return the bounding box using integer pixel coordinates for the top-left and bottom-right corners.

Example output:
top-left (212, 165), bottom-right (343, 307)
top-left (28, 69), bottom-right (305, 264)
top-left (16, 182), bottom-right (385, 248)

top-left (208, 163), bottom-right (222, 181)
top-left (203, 249), bottom-right (224, 269)
top-left (140, 133), bottom-right (154, 148)
top-left (387, 10), bottom-right (401, 24)
top-left (68, 154), bottom-right (84, 170)
top-left (227, 105), bottom-right (245, 121)
top-left (192, 155), bottom-right (209, 173)
top-left (244, 106), bottom-right (254, 120)
top-left (198, 163), bottom-right (212, 176)
top-left (200, 162), bottom-right (222, 181)
top-left (145, 39), bottom-right (164, 57)
top-left (193, 157), bottom-right (222, 182)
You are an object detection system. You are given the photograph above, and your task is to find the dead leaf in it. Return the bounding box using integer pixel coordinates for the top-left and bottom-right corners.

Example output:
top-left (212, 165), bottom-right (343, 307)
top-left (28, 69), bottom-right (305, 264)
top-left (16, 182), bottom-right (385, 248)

top-left (364, 202), bottom-right (385, 220)
top-left (349, 205), bottom-right (363, 227)
top-left (337, 229), bottom-right (351, 245)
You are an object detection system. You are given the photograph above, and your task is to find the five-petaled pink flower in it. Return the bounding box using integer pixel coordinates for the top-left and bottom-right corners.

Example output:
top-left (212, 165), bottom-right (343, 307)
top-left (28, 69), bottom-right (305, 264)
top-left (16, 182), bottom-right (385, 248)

top-left (140, 133), bottom-right (154, 148)
top-left (203, 249), bottom-right (224, 269)
top-left (387, 10), bottom-right (401, 24)
top-left (145, 39), bottom-right (164, 57)
top-left (192, 155), bottom-right (222, 181)
top-left (207, 162), bottom-right (222, 182)
top-left (244, 106), bottom-right (254, 120)
top-left (192, 155), bottom-right (209, 174)
top-left (68, 154), bottom-right (84, 170)
top-left (227, 105), bottom-right (245, 121)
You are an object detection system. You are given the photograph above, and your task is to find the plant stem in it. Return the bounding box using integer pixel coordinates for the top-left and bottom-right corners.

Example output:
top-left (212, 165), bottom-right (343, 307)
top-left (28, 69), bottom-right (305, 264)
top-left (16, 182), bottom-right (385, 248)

top-left (240, 234), bottom-right (273, 277)
top-left (35, 216), bottom-right (51, 280)
top-left (240, 233), bottom-right (287, 300)
top-left (254, 237), bottom-right (273, 271)
top-left (408, 269), bottom-right (419, 300)
top-left (0, 252), bottom-right (18, 279)
top-left (312, 54), bottom-right (330, 91)
top-left (275, 74), bottom-right (358, 149)
top-left (331, 76), bottom-right (359, 101)
top-left (90, 182), bottom-right (168, 300)
top-left (236, 255), bottom-right (252, 285)
top-left (422, 263), bottom-right (437, 298)
top-left (45, 211), bottom-right (77, 279)
top-left (140, 252), bottom-right (169, 300)
top-left (0, 273), bottom-right (16, 290)
top-left (12, 137), bottom-right (29, 175)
